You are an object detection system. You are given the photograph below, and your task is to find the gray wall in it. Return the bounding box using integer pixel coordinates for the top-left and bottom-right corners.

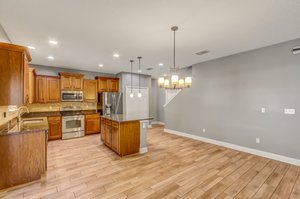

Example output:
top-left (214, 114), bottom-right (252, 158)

top-left (150, 79), bottom-right (158, 122)
top-left (32, 64), bottom-right (116, 79)
top-left (0, 24), bottom-right (10, 43)
top-left (117, 72), bottom-right (152, 116)
top-left (165, 38), bottom-right (300, 160)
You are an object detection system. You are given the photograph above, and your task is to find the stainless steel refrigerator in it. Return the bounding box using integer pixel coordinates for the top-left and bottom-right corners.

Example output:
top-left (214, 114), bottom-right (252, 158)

top-left (102, 92), bottom-right (123, 116)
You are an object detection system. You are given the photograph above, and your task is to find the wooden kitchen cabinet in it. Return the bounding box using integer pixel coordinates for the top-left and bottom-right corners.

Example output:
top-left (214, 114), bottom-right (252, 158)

top-left (105, 124), bottom-right (112, 147)
top-left (48, 116), bottom-right (62, 140)
top-left (0, 42), bottom-right (32, 105)
top-left (100, 116), bottom-right (140, 156)
top-left (84, 80), bottom-right (97, 102)
top-left (35, 75), bottom-right (60, 103)
top-left (85, 114), bottom-right (100, 135)
top-left (95, 77), bottom-right (119, 92)
top-left (101, 118), bottom-right (106, 142)
top-left (111, 122), bottom-right (119, 153)
top-left (59, 72), bottom-right (84, 91)
top-left (28, 67), bottom-right (36, 104)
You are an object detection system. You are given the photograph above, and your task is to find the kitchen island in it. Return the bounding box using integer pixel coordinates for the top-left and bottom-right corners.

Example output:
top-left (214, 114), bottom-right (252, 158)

top-left (100, 114), bottom-right (152, 156)
top-left (0, 117), bottom-right (48, 190)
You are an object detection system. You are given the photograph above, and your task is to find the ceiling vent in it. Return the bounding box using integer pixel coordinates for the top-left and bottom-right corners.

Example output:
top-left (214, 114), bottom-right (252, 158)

top-left (292, 46), bottom-right (300, 55)
top-left (146, 67), bottom-right (153, 71)
top-left (196, 50), bottom-right (209, 56)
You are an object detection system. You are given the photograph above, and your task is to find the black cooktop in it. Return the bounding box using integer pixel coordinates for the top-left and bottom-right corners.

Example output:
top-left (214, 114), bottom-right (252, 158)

top-left (60, 111), bottom-right (83, 116)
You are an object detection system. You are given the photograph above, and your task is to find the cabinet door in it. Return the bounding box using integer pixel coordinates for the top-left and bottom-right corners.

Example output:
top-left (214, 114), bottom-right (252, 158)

top-left (108, 79), bottom-right (119, 92)
top-left (48, 116), bottom-right (62, 140)
top-left (84, 80), bottom-right (97, 102)
top-left (97, 78), bottom-right (108, 92)
top-left (23, 59), bottom-right (29, 104)
top-left (28, 68), bottom-right (35, 104)
top-left (72, 76), bottom-right (83, 90)
top-left (111, 123), bottom-right (119, 153)
top-left (101, 118), bottom-right (106, 142)
top-left (35, 76), bottom-right (47, 103)
top-left (47, 77), bottom-right (60, 102)
top-left (105, 125), bottom-right (112, 147)
top-left (60, 75), bottom-right (73, 90)
top-left (85, 115), bottom-right (100, 135)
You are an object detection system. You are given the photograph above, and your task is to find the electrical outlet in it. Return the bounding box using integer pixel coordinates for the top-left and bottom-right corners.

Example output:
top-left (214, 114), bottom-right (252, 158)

top-left (284, 108), bottom-right (296, 115)
top-left (202, 128), bottom-right (206, 133)
top-left (256, 138), bottom-right (260, 144)
top-left (261, 107), bottom-right (266, 113)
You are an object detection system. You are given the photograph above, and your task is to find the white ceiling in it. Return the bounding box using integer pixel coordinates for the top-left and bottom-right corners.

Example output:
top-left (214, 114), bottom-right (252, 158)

top-left (1, 0), bottom-right (300, 77)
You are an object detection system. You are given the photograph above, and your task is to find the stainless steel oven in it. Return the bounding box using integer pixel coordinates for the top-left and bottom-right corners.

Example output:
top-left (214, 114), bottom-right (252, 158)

top-left (62, 115), bottom-right (85, 139)
top-left (61, 91), bottom-right (83, 102)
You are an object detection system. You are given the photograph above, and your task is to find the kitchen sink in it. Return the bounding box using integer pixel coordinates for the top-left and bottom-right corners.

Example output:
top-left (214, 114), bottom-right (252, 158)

top-left (22, 119), bottom-right (45, 124)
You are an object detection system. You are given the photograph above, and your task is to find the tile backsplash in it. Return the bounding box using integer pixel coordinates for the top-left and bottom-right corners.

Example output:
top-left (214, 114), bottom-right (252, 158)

top-left (27, 102), bottom-right (97, 112)
top-left (0, 106), bottom-right (18, 126)
top-left (0, 102), bottom-right (97, 125)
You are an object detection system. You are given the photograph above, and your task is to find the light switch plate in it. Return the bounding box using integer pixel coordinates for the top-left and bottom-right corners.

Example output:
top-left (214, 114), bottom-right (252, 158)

top-left (284, 108), bottom-right (296, 115)
top-left (256, 138), bottom-right (260, 144)
top-left (261, 107), bottom-right (266, 113)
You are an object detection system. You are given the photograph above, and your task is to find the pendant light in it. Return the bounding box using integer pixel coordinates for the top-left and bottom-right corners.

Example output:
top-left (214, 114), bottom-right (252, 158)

top-left (158, 26), bottom-right (192, 89)
top-left (137, 56), bottom-right (142, 98)
top-left (130, 60), bottom-right (134, 98)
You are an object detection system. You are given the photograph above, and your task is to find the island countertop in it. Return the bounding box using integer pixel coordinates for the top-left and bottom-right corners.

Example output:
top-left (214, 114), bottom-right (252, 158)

top-left (100, 114), bottom-right (153, 123)
top-left (0, 117), bottom-right (49, 136)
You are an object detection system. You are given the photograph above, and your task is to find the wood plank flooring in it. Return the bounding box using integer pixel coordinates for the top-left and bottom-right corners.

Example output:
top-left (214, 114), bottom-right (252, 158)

top-left (0, 125), bottom-right (299, 199)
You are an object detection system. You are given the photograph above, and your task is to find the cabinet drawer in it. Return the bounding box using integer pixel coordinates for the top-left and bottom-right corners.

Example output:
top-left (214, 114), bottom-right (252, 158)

top-left (106, 120), bottom-right (112, 126)
top-left (48, 116), bottom-right (61, 121)
top-left (86, 114), bottom-right (100, 119)
top-left (112, 121), bottom-right (119, 128)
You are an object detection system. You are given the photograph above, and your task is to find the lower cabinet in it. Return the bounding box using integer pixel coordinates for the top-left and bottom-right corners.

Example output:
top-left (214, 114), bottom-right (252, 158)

top-left (101, 118), bottom-right (121, 154)
top-left (85, 114), bottom-right (100, 135)
top-left (101, 118), bottom-right (106, 142)
top-left (48, 116), bottom-right (62, 140)
top-left (111, 122), bottom-right (119, 153)
top-left (105, 125), bottom-right (112, 147)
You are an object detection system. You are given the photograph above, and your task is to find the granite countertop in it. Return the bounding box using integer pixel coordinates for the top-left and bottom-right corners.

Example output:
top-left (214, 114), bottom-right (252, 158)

top-left (82, 110), bottom-right (99, 115)
top-left (22, 111), bottom-right (61, 118)
top-left (0, 117), bottom-right (49, 136)
top-left (101, 114), bottom-right (153, 122)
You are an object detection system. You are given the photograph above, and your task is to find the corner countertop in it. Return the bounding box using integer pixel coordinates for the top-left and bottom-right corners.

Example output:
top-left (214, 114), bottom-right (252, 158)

top-left (0, 117), bottom-right (49, 136)
top-left (101, 114), bottom-right (153, 123)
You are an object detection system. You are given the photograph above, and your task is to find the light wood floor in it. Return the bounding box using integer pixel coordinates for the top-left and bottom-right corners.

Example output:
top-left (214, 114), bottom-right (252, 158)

top-left (0, 125), bottom-right (300, 199)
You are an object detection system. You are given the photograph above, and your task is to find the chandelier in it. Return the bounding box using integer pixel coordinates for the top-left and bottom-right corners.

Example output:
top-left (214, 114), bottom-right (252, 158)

top-left (158, 26), bottom-right (192, 89)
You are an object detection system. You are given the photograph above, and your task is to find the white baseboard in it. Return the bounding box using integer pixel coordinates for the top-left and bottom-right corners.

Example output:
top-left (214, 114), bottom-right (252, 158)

top-left (151, 121), bottom-right (165, 125)
top-left (139, 147), bottom-right (148, 154)
top-left (164, 128), bottom-right (300, 166)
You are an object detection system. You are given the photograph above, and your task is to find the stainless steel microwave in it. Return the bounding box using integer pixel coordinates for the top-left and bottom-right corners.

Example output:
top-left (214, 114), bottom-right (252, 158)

top-left (61, 91), bottom-right (83, 102)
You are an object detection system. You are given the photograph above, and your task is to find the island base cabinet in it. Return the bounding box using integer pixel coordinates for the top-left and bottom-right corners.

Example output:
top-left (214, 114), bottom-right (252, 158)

top-left (0, 131), bottom-right (46, 190)
top-left (100, 117), bottom-right (140, 156)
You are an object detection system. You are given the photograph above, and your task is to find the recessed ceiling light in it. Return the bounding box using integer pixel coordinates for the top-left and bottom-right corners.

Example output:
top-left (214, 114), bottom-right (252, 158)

top-left (138, 69), bottom-right (142, 73)
top-left (98, 64), bottom-right (104, 67)
top-left (113, 53), bottom-right (120, 58)
top-left (27, 46), bottom-right (36, 50)
top-left (158, 63), bottom-right (164, 66)
top-left (49, 40), bottom-right (58, 45)
top-left (47, 56), bottom-right (54, 60)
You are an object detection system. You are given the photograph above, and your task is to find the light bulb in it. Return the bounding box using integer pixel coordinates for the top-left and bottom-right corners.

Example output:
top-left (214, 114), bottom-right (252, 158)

top-left (171, 75), bottom-right (179, 84)
top-left (164, 79), bottom-right (170, 87)
top-left (138, 92), bottom-right (142, 98)
top-left (179, 79), bottom-right (184, 85)
top-left (158, 77), bottom-right (165, 86)
top-left (185, 77), bottom-right (192, 87)
top-left (130, 93), bottom-right (134, 98)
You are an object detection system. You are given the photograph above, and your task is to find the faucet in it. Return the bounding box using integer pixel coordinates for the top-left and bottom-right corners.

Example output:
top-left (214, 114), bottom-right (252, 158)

top-left (17, 106), bottom-right (29, 122)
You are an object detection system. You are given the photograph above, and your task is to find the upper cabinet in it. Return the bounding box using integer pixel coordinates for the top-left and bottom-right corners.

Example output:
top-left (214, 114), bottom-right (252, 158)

top-left (95, 77), bottom-right (119, 92)
top-left (83, 79), bottom-right (97, 102)
top-left (0, 42), bottom-right (32, 106)
top-left (59, 72), bottom-right (84, 91)
top-left (35, 75), bottom-right (60, 103)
